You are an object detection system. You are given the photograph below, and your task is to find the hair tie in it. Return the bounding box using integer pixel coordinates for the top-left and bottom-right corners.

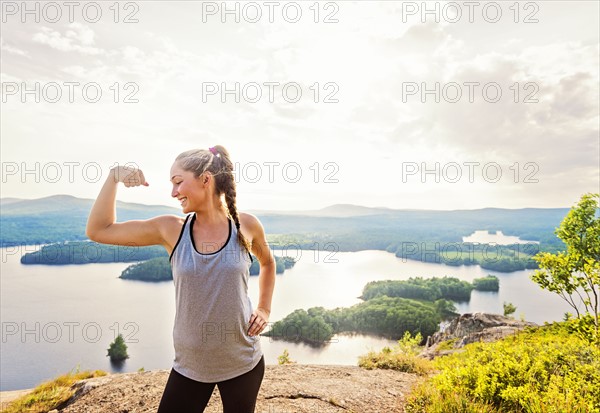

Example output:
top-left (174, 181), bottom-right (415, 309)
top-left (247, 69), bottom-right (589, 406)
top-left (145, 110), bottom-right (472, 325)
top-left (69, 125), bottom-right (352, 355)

top-left (209, 146), bottom-right (220, 157)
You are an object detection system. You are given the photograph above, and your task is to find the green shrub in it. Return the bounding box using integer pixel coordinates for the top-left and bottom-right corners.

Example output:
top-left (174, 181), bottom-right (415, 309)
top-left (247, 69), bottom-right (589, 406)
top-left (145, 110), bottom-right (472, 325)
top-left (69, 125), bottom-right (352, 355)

top-left (406, 385), bottom-right (498, 413)
top-left (406, 322), bottom-right (600, 413)
top-left (564, 312), bottom-right (599, 345)
top-left (277, 348), bottom-right (295, 365)
top-left (107, 334), bottom-right (129, 361)
top-left (435, 338), bottom-right (458, 352)
top-left (358, 331), bottom-right (434, 375)
top-left (503, 302), bottom-right (517, 317)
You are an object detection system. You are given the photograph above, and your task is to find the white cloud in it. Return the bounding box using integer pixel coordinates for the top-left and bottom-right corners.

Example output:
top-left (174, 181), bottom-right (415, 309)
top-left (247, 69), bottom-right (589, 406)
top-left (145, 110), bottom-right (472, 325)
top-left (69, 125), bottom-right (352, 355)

top-left (32, 23), bottom-right (102, 55)
top-left (1, 2), bottom-right (598, 209)
top-left (0, 72), bottom-right (22, 83)
top-left (0, 37), bottom-right (30, 58)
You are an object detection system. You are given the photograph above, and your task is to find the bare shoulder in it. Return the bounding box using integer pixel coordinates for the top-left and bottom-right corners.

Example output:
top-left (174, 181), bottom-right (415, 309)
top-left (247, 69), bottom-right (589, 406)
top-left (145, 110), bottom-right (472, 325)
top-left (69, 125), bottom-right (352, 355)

top-left (156, 214), bottom-right (187, 225)
top-left (239, 212), bottom-right (263, 229)
top-left (153, 214), bottom-right (186, 231)
top-left (154, 214), bottom-right (188, 253)
top-left (238, 212), bottom-right (265, 241)
top-left (238, 212), bottom-right (273, 264)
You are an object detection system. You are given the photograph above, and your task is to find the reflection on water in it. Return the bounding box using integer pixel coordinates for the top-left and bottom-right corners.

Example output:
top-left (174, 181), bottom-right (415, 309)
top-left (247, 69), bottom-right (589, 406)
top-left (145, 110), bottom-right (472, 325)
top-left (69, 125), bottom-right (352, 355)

top-left (1, 247), bottom-right (569, 390)
top-left (262, 332), bottom-right (397, 365)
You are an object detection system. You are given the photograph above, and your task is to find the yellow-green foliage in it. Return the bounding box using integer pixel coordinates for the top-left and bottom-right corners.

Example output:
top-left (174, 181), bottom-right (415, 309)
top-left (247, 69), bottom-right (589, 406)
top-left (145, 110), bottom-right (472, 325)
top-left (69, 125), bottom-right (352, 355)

top-left (406, 321), bottom-right (600, 413)
top-left (1, 367), bottom-right (107, 413)
top-left (434, 338), bottom-right (458, 352)
top-left (277, 348), bottom-right (295, 365)
top-left (358, 331), bottom-right (435, 376)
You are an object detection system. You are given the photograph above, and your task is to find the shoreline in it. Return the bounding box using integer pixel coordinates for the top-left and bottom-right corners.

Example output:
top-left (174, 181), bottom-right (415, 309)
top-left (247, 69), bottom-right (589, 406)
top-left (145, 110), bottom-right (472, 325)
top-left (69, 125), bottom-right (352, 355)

top-left (0, 388), bottom-right (35, 409)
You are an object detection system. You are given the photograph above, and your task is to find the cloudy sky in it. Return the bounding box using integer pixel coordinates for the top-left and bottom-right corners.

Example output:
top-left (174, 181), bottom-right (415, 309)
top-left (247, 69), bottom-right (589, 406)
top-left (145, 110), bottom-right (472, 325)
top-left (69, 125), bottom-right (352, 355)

top-left (1, 1), bottom-right (598, 212)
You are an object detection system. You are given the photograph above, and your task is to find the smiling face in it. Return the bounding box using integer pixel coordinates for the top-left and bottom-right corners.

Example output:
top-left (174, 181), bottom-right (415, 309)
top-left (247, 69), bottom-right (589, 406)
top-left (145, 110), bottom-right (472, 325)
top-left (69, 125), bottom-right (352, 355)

top-left (170, 161), bottom-right (210, 213)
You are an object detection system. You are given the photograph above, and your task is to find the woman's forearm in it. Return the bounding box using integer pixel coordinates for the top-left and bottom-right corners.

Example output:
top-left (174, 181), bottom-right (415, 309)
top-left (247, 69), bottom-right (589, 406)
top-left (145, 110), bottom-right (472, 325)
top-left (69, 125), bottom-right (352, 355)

top-left (257, 261), bottom-right (276, 315)
top-left (86, 168), bottom-right (118, 238)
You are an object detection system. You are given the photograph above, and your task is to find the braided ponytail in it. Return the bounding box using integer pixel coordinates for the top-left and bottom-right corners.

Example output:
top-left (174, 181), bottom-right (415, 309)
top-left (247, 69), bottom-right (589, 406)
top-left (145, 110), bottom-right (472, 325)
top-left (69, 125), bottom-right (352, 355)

top-left (211, 146), bottom-right (252, 258)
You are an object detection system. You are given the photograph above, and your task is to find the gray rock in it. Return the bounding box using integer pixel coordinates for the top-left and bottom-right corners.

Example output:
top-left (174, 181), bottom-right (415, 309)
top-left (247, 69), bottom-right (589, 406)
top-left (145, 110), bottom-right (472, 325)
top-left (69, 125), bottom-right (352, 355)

top-left (421, 312), bottom-right (537, 359)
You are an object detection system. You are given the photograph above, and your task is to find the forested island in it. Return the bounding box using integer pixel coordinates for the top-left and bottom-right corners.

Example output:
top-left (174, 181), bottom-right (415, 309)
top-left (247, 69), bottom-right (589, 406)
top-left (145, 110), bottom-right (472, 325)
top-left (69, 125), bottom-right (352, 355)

top-left (360, 275), bottom-right (499, 301)
top-left (262, 276), bottom-right (499, 346)
top-left (264, 236), bottom-right (540, 272)
top-left (20, 241), bottom-right (166, 265)
top-left (119, 254), bottom-right (296, 281)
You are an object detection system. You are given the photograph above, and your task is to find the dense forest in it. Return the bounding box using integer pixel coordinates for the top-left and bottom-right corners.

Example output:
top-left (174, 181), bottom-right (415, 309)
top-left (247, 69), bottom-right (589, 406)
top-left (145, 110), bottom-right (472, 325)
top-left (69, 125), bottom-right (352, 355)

top-left (472, 275), bottom-right (500, 291)
top-left (360, 275), bottom-right (499, 301)
top-left (263, 276), bottom-right (499, 345)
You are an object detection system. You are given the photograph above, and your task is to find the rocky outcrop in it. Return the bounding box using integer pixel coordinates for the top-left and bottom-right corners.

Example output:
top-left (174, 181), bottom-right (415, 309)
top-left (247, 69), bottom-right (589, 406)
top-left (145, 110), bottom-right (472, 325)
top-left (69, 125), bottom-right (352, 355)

top-left (4, 365), bottom-right (423, 413)
top-left (421, 312), bottom-right (538, 359)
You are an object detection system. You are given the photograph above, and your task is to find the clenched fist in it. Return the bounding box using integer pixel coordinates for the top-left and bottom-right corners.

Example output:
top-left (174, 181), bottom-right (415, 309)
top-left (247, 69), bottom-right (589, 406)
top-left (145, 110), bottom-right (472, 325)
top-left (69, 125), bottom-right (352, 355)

top-left (111, 165), bottom-right (149, 187)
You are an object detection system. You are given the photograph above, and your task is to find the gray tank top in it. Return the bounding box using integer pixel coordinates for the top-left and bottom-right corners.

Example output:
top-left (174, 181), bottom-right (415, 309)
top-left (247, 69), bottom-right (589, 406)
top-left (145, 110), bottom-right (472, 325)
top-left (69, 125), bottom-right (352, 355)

top-left (168, 213), bottom-right (263, 382)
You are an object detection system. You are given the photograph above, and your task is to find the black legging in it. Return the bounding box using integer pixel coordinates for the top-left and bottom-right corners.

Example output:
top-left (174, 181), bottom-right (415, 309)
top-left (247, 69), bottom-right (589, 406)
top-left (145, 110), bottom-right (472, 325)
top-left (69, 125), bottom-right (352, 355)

top-left (157, 355), bottom-right (265, 413)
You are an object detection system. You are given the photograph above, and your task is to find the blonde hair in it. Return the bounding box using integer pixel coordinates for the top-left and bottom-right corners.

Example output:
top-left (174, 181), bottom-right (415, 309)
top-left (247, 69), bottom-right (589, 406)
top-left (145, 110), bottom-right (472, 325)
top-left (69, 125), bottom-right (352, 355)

top-left (174, 145), bottom-right (251, 257)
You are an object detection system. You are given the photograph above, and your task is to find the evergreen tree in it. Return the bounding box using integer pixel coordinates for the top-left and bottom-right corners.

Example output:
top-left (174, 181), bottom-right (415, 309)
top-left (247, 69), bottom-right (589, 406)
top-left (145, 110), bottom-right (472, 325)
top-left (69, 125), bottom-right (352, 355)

top-left (107, 334), bottom-right (129, 361)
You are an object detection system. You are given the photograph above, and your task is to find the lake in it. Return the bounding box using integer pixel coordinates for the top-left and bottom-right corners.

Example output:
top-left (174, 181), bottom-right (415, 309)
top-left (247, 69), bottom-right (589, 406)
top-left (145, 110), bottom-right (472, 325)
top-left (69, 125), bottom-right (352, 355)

top-left (0, 244), bottom-right (570, 391)
top-left (462, 230), bottom-right (540, 245)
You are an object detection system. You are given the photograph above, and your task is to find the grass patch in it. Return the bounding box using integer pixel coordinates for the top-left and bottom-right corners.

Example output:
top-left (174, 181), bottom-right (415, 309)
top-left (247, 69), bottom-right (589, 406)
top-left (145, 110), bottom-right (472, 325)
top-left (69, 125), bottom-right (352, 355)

top-left (358, 332), bottom-right (435, 376)
top-left (1, 366), bottom-right (108, 413)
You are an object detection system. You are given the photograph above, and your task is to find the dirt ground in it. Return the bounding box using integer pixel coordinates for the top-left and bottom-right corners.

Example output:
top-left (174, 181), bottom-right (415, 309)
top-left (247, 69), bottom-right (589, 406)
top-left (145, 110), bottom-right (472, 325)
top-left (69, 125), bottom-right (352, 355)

top-left (2, 364), bottom-right (423, 413)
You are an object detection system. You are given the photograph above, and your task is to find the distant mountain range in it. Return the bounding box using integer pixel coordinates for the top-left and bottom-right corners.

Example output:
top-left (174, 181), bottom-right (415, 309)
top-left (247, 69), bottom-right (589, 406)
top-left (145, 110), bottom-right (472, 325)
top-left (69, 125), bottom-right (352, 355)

top-left (0, 194), bottom-right (570, 250)
top-left (0, 194), bottom-right (570, 217)
top-left (0, 194), bottom-right (399, 217)
top-left (249, 204), bottom-right (399, 217)
top-left (1, 194), bottom-right (179, 217)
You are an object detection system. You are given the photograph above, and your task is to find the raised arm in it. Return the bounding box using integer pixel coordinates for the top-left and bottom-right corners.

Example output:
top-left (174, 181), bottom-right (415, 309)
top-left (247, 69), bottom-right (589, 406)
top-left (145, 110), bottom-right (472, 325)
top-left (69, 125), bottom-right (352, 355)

top-left (86, 165), bottom-right (171, 247)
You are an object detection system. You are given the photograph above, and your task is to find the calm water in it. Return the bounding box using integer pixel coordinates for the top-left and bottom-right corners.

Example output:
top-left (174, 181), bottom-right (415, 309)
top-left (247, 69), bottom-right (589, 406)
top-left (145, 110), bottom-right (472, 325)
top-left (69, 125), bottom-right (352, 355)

top-left (462, 230), bottom-right (540, 245)
top-left (0, 244), bottom-right (570, 391)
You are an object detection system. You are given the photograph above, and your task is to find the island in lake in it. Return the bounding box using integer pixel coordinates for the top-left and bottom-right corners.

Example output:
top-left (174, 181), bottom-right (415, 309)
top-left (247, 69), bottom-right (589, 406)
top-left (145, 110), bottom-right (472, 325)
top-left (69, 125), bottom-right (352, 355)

top-left (263, 275), bottom-right (500, 346)
top-left (119, 254), bottom-right (295, 281)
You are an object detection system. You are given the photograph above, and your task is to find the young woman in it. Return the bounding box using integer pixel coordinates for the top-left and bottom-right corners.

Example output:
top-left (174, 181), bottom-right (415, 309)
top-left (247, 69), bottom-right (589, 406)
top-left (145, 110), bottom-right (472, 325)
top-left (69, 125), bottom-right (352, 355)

top-left (86, 145), bottom-right (276, 413)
